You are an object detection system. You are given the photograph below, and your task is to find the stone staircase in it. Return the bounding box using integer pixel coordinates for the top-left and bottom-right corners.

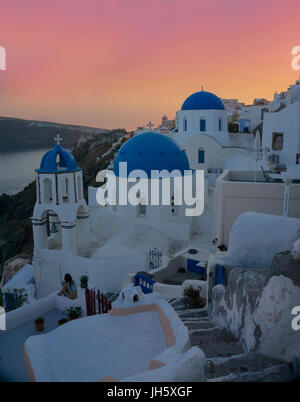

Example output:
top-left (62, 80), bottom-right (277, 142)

top-left (169, 298), bottom-right (295, 382)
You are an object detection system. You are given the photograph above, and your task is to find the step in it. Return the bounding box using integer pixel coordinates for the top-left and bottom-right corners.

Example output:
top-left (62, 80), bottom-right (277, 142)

top-left (206, 352), bottom-right (294, 382)
top-left (184, 321), bottom-right (216, 330)
top-left (178, 309), bottom-right (208, 319)
top-left (190, 327), bottom-right (244, 358)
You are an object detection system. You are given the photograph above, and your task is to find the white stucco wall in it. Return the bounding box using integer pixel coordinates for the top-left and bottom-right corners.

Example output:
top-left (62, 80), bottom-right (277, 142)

top-left (177, 109), bottom-right (228, 140)
top-left (262, 101), bottom-right (300, 168)
top-left (215, 211), bottom-right (300, 269)
top-left (34, 248), bottom-right (148, 298)
top-left (214, 170), bottom-right (300, 247)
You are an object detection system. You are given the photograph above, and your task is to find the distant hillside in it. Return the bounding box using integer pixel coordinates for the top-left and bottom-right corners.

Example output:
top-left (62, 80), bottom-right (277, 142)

top-left (0, 117), bottom-right (112, 151)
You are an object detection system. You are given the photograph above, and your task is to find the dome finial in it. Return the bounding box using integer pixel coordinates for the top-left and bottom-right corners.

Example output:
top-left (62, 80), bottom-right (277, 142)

top-left (54, 134), bottom-right (62, 145)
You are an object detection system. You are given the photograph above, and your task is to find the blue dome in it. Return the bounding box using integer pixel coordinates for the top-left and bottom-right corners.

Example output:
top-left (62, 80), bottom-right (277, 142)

top-left (181, 90), bottom-right (225, 111)
top-left (37, 144), bottom-right (79, 173)
top-left (113, 132), bottom-right (190, 177)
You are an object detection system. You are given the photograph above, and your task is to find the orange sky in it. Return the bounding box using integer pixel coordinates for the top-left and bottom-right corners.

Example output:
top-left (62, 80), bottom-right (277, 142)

top-left (0, 0), bottom-right (300, 130)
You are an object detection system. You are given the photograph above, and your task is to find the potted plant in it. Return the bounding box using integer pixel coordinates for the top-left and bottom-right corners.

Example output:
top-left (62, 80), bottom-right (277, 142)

top-left (80, 275), bottom-right (89, 289)
top-left (34, 317), bottom-right (44, 332)
top-left (183, 286), bottom-right (206, 309)
top-left (64, 306), bottom-right (82, 321)
top-left (58, 318), bottom-right (68, 326)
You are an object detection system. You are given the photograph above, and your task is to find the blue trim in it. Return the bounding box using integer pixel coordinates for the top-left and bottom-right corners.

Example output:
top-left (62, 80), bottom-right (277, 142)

top-left (215, 264), bottom-right (225, 285)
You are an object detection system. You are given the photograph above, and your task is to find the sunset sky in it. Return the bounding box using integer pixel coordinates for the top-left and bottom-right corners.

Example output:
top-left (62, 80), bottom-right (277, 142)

top-left (0, 0), bottom-right (300, 130)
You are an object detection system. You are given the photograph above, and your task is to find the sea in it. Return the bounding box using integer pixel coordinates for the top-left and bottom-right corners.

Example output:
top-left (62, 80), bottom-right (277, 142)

top-left (0, 149), bottom-right (54, 196)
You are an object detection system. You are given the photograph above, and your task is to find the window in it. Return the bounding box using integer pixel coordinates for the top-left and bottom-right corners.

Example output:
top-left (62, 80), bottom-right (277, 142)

top-left (198, 148), bottom-right (205, 164)
top-left (62, 178), bottom-right (69, 202)
top-left (77, 176), bottom-right (82, 200)
top-left (183, 118), bottom-right (187, 131)
top-left (171, 194), bottom-right (176, 215)
top-left (219, 118), bottom-right (222, 131)
top-left (43, 178), bottom-right (53, 203)
top-left (272, 133), bottom-right (283, 151)
top-left (200, 119), bottom-right (206, 132)
top-left (137, 203), bottom-right (146, 216)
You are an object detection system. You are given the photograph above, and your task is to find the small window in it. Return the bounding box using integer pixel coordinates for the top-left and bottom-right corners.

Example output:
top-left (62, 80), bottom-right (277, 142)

top-left (183, 118), bottom-right (187, 131)
top-left (171, 194), bottom-right (176, 215)
top-left (272, 133), bottom-right (283, 151)
top-left (198, 148), bottom-right (205, 164)
top-left (62, 178), bottom-right (69, 202)
top-left (200, 119), bottom-right (206, 132)
top-left (219, 118), bottom-right (222, 131)
top-left (43, 178), bottom-right (53, 203)
top-left (137, 203), bottom-right (146, 216)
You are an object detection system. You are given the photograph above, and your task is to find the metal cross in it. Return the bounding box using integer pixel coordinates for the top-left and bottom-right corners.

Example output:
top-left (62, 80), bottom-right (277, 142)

top-left (54, 134), bottom-right (62, 145)
top-left (146, 121), bottom-right (154, 130)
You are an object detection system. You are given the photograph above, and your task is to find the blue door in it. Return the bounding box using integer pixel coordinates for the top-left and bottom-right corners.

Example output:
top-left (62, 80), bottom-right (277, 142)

top-left (187, 259), bottom-right (206, 278)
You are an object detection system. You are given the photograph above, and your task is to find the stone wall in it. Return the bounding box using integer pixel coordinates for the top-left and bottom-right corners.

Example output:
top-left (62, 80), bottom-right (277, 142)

top-left (210, 252), bottom-right (300, 362)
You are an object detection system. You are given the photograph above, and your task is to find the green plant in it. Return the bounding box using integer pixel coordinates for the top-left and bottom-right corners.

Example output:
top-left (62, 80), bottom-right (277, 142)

top-left (5, 288), bottom-right (28, 309)
top-left (183, 286), bottom-right (206, 309)
top-left (80, 275), bottom-right (89, 282)
top-left (64, 306), bottom-right (82, 320)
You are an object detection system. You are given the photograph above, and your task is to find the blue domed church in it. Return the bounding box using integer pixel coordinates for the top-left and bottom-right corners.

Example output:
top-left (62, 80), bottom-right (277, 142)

top-left (174, 89), bottom-right (229, 173)
top-left (105, 132), bottom-right (195, 242)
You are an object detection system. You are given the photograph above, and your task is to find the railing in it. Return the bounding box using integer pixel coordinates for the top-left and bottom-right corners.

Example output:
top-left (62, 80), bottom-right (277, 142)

top-left (149, 248), bottom-right (162, 270)
top-left (85, 288), bottom-right (112, 316)
top-left (134, 273), bottom-right (155, 294)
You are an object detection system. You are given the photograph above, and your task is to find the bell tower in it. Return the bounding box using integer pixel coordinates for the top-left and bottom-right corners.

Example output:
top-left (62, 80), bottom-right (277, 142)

top-left (31, 135), bottom-right (90, 256)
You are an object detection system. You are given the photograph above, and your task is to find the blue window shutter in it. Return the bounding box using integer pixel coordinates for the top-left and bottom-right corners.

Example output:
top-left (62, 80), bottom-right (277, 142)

top-left (198, 149), bottom-right (205, 163)
top-left (200, 119), bottom-right (206, 132)
top-left (219, 118), bottom-right (222, 131)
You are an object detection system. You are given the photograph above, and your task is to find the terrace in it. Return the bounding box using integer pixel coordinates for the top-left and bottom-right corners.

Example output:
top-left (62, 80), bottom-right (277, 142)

top-left (0, 309), bottom-right (61, 381)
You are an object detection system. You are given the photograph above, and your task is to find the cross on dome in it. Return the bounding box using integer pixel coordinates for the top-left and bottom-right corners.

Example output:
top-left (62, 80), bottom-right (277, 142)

top-left (146, 121), bottom-right (154, 130)
top-left (54, 134), bottom-right (62, 145)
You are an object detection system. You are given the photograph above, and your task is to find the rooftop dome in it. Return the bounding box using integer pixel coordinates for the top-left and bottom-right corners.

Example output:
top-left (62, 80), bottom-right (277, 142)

top-left (113, 132), bottom-right (190, 177)
top-left (37, 144), bottom-right (79, 173)
top-left (181, 90), bottom-right (225, 111)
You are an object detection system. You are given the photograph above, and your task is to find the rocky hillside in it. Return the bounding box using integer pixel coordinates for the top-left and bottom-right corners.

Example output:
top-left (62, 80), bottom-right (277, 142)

top-left (0, 117), bottom-right (111, 151)
top-left (0, 128), bottom-right (130, 276)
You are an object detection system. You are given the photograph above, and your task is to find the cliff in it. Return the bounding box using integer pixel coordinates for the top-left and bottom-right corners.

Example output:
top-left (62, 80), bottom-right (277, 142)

top-left (0, 117), bottom-right (111, 151)
top-left (0, 128), bottom-right (130, 276)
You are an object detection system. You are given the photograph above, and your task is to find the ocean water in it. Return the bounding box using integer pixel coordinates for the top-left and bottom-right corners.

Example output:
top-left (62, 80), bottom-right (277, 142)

top-left (0, 149), bottom-right (51, 195)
